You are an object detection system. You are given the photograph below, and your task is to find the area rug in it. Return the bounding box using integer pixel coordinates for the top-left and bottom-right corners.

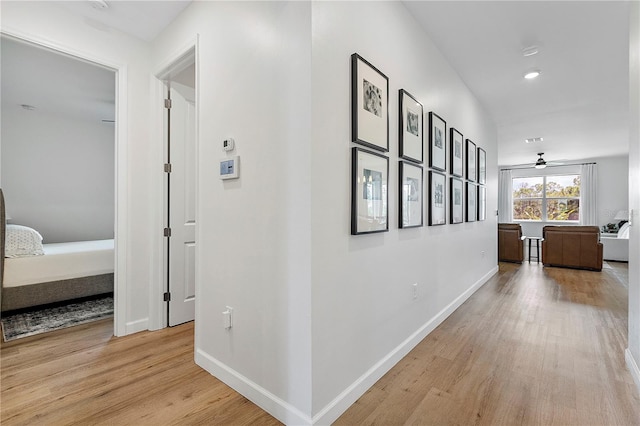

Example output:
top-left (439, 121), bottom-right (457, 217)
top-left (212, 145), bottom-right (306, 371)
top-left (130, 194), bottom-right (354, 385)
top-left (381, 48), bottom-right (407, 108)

top-left (1, 296), bottom-right (113, 342)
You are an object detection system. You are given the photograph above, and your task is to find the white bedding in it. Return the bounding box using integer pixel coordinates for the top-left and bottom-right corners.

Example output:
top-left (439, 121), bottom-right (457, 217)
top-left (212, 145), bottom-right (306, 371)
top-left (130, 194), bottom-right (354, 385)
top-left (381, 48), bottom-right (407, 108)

top-left (4, 239), bottom-right (114, 288)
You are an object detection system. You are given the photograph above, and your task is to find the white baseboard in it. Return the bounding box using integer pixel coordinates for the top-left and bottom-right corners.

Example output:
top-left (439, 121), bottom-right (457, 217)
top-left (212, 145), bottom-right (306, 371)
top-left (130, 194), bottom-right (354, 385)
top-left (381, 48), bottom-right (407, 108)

top-left (195, 349), bottom-right (313, 425)
top-left (313, 265), bottom-right (499, 425)
top-left (125, 318), bottom-right (148, 335)
top-left (194, 266), bottom-right (498, 425)
top-left (626, 348), bottom-right (640, 393)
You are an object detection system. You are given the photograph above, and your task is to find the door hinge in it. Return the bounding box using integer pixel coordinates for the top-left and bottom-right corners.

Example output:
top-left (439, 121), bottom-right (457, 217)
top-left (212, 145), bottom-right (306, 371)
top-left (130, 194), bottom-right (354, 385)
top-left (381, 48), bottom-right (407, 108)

top-left (164, 98), bottom-right (172, 109)
top-left (163, 292), bottom-right (171, 302)
top-left (164, 227), bottom-right (171, 237)
top-left (164, 163), bottom-right (172, 173)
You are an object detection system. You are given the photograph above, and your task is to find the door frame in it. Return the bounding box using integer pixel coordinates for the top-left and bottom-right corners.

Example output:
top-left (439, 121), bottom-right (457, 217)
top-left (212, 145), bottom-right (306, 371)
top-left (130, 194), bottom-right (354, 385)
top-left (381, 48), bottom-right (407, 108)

top-left (0, 29), bottom-right (129, 336)
top-left (150, 37), bottom-right (199, 330)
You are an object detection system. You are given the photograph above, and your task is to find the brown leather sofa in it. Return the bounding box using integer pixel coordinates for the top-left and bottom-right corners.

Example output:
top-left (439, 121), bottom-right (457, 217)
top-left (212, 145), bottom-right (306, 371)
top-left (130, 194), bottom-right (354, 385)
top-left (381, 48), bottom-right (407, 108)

top-left (542, 226), bottom-right (603, 271)
top-left (498, 223), bottom-right (524, 263)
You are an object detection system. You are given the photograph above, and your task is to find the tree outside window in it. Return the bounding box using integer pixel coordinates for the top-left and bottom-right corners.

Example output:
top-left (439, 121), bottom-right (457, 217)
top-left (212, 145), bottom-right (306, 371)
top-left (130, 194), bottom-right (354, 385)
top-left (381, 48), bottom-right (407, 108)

top-left (513, 175), bottom-right (580, 221)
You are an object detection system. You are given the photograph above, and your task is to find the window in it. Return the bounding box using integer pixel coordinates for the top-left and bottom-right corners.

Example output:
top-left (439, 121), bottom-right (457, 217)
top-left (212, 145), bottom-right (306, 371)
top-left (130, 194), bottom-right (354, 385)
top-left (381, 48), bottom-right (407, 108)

top-left (513, 174), bottom-right (580, 222)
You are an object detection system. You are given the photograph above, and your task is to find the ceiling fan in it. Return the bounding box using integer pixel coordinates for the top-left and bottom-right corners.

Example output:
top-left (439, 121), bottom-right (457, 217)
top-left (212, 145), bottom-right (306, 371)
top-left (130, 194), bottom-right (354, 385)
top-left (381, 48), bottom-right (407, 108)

top-left (509, 153), bottom-right (565, 169)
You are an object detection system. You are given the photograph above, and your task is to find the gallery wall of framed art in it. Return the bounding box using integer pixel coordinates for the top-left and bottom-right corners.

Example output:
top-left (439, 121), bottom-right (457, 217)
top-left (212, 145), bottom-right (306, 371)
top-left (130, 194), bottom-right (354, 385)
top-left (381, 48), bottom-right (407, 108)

top-left (349, 51), bottom-right (492, 234)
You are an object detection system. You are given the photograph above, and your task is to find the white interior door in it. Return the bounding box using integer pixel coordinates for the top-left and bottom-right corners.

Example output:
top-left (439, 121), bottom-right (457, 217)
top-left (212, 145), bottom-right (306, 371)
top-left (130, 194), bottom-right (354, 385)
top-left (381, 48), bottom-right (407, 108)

top-left (168, 81), bottom-right (196, 326)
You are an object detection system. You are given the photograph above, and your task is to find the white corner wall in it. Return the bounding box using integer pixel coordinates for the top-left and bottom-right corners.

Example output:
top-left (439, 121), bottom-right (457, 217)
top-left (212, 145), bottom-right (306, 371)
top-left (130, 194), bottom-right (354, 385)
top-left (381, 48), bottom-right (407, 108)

top-left (1, 1), bottom-right (154, 334)
top-left (626, 0), bottom-right (640, 392)
top-left (151, 2), bottom-right (313, 424)
top-left (1, 107), bottom-right (115, 243)
top-left (311, 2), bottom-right (497, 421)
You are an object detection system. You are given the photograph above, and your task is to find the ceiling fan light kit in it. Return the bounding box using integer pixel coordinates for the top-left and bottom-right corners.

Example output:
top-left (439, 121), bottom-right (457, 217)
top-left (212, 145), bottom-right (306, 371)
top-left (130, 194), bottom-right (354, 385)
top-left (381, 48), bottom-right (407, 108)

top-left (535, 152), bottom-right (547, 169)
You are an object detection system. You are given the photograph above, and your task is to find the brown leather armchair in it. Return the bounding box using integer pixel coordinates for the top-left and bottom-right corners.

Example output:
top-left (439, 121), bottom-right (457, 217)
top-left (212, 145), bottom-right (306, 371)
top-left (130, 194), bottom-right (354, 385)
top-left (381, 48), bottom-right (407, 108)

top-left (542, 226), bottom-right (603, 271)
top-left (498, 223), bottom-right (524, 263)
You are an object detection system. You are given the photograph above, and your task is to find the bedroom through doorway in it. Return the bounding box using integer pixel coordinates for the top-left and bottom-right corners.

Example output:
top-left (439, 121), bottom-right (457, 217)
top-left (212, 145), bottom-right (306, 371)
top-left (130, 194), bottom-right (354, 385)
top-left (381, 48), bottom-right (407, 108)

top-left (0, 34), bottom-right (117, 340)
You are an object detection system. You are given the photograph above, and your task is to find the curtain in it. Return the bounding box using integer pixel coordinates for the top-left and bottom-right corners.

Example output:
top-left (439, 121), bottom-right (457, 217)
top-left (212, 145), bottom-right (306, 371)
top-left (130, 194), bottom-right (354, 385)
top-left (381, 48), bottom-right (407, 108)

top-left (580, 163), bottom-right (598, 225)
top-left (498, 169), bottom-right (513, 223)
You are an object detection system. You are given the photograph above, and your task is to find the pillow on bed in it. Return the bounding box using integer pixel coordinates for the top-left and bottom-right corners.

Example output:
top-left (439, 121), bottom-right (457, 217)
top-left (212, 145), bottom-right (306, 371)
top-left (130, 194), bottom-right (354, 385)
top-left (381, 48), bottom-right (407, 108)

top-left (5, 224), bottom-right (45, 258)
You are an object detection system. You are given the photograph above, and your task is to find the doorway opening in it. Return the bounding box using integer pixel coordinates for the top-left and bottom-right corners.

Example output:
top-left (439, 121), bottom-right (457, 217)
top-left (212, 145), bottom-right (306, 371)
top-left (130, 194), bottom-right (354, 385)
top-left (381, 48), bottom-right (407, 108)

top-left (157, 48), bottom-right (197, 327)
top-left (0, 34), bottom-right (119, 336)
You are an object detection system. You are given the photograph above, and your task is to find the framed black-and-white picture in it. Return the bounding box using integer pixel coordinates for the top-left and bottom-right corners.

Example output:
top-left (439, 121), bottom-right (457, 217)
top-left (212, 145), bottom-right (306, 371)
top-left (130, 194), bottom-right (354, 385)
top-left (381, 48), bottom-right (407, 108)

top-left (478, 185), bottom-right (486, 221)
top-left (477, 147), bottom-right (486, 185)
top-left (399, 90), bottom-right (423, 163)
top-left (399, 161), bottom-right (423, 228)
top-left (351, 53), bottom-right (389, 152)
top-left (466, 182), bottom-right (477, 222)
top-left (429, 171), bottom-right (446, 226)
top-left (450, 128), bottom-right (464, 177)
top-left (429, 112), bottom-right (446, 171)
top-left (352, 147), bottom-right (389, 235)
top-left (466, 139), bottom-right (477, 182)
top-left (450, 177), bottom-right (464, 224)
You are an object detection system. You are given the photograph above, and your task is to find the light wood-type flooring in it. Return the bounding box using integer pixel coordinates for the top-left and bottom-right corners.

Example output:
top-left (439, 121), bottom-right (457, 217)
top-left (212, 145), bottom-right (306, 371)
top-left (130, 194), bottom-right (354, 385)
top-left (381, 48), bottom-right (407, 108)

top-left (2, 262), bottom-right (639, 425)
top-left (336, 261), bottom-right (640, 425)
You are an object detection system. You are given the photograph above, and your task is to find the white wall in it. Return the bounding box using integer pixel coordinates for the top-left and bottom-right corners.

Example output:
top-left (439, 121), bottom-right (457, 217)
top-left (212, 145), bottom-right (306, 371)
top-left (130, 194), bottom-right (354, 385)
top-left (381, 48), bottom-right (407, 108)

top-left (152, 1), bottom-right (497, 424)
top-left (511, 156), bottom-right (629, 239)
top-left (151, 2), bottom-right (313, 423)
top-left (1, 1), bottom-right (154, 334)
top-left (1, 107), bottom-right (114, 243)
top-left (627, 0), bottom-right (640, 392)
top-left (311, 1), bottom-right (497, 420)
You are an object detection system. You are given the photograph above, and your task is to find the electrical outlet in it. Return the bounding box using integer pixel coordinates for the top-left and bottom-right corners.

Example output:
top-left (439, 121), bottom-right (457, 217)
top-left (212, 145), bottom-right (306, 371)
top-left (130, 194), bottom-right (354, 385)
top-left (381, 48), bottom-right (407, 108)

top-left (412, 283), bottom-right (418, 300)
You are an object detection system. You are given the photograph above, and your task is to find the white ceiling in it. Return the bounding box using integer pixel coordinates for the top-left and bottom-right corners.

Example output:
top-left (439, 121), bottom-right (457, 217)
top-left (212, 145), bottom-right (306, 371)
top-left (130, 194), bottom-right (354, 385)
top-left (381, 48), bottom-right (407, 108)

top-left (3, 1), bottom-right (630, 168)
top-left (1, 35), bottom-right (116, 123)
top-left (404, 1), bottom-right (630, 167)
top-left (58, 0), bottom-right (192, 42)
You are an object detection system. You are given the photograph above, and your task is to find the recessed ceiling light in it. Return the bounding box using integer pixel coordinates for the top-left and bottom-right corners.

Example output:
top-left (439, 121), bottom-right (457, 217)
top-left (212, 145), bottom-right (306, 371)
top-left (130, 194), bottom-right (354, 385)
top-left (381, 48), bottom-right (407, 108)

top-left (89, 0), bottom-right (109, 10)
top-left (525, 137), bottom-right (544, 144)
top-left (20, 104), bottom-right (36, 111)
top-left (522, 46), bottom-right (540, 57)
top-left (524, 69), bottom-right (541, 80)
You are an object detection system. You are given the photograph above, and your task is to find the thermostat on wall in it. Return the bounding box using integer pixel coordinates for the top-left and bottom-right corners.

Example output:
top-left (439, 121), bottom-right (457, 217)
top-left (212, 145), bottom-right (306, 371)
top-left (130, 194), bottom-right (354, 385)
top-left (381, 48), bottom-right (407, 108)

top-left (220, 156), bottom-right (239, 180)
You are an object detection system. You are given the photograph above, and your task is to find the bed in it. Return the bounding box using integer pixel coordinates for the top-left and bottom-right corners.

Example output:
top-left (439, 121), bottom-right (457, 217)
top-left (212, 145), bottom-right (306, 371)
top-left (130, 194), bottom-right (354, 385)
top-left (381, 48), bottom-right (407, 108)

top-left (0, 189), bottom-right (114, 312)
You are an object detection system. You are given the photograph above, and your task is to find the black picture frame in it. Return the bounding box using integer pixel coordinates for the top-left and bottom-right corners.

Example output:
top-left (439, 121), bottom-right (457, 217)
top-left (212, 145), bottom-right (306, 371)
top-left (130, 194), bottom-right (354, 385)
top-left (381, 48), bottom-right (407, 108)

top-left (477, 147), bottom-right (486, 185)
top-left (351, 147), bottom-right (389, 235)
top-left (429, 112), bottom-right (446, 171)
top-left (429, 170), bottom-right (446, 226)
top-left (478, 185), bottom-right (486, 221)
top-left (399, 161), bottom-right (423, 228)
top-left (450, 128), bottom-right (464, 177)
top-left (399, 90), bottom-right (423, 163)
top-left (351, 53), bottom-right (389, 152)
top-left (466, 182), bottom-right (477, 222)
top-left (466, 139), bottom-right (477, 182)
top-left (450, 177), bottom-right (464, 224)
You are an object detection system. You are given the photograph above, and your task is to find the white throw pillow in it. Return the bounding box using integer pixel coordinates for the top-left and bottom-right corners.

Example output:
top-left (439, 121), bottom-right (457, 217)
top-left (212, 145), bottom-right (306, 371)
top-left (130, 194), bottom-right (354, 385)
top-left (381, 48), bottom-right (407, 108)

top-left (5, 224), bottom-right (45, 258)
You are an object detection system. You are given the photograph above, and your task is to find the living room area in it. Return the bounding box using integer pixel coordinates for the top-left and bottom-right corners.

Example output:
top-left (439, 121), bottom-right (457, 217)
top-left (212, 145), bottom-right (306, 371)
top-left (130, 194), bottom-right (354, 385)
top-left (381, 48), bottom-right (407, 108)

top-left (498, 154), bottom-right (630, 269)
